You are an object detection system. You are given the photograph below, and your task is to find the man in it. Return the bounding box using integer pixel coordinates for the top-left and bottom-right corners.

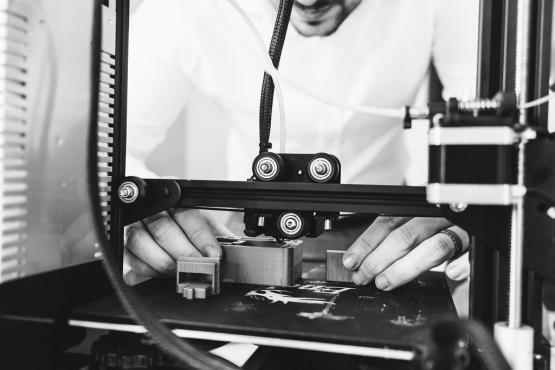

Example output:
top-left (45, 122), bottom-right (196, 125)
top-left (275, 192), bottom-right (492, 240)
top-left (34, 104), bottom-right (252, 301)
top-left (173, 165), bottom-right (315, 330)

top-left (125, 0), bottom-right (477, 290)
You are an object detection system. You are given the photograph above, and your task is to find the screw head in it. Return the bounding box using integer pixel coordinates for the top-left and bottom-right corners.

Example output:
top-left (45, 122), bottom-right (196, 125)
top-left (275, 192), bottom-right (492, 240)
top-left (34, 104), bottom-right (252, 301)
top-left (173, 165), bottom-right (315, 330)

top-left (449, 202), bottom-right (468, 213)
top-left (308, 157), bottom-right (333, 182)
top-left (279, 212), bottom-right (303, 238)
top-left (255, 156), bottom-right (279, 180)
top-left (118, 181), bottom-right (139, 204)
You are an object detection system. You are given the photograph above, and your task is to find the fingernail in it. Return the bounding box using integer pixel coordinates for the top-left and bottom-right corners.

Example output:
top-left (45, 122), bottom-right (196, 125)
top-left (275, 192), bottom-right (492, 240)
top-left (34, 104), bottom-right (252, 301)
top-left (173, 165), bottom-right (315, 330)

top-left (352, 273), bottom-right (365, 286)
top-left (375, 275), bottom-right (390, 291)
top-left (206, 244), bottom-right (221, 258)
top-left (446, 263), bottom-right (465, 281)
top-left (343, 253), bottom-right (358, 270)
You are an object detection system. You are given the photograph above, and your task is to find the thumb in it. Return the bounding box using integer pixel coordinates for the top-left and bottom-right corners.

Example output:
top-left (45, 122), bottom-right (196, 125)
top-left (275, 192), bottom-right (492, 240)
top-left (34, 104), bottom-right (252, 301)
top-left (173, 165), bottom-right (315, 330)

top-left (445, 252), bottom-right (470, 281)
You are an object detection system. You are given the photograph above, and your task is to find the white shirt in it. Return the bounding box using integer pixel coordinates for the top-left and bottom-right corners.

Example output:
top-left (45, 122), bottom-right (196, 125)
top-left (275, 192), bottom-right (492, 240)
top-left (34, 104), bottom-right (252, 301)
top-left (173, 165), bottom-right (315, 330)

top-left (127, 0), bottom-right (478, 185)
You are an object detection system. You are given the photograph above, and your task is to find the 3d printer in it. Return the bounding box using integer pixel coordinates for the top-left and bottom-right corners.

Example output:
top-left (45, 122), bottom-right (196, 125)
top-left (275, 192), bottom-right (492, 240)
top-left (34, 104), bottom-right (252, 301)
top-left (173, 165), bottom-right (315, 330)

top-left (1, 0), bottom-right (555, 369)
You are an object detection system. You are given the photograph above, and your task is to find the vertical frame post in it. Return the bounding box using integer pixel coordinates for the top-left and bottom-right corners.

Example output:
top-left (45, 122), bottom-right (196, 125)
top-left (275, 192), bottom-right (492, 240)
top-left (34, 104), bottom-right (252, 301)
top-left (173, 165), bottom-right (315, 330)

top-left (111, 0), bottom-right (130, 269)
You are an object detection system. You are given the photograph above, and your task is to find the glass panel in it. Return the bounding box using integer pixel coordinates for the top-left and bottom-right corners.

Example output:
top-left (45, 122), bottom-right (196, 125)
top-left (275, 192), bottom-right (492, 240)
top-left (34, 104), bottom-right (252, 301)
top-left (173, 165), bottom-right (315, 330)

top-left (0, 0), bottom-right (100, 282)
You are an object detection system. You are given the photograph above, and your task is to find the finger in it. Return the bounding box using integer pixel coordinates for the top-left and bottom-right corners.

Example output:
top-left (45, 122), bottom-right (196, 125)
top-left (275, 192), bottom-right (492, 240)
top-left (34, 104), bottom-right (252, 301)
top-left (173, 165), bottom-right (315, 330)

top-left (353, 217), bottom-right (452, 285)
top-left (124, 270), bottom-right (151, 286)
top-left (373, 225), bottom-right (467, 291)
top-left (124, 248), bottom-right (160, 278)
top-left (342, 216), bottom-right (411, 270)
top-left (125, 221), bottom-right (175, 274)
top-left (199, 210), bottom-right (238, 237)
top-left (446, 252), bottom-right (471, 281)
top-left (142, 211), bottom-right (202, 259)
top-left (170, 209), bottom-right (222, 258)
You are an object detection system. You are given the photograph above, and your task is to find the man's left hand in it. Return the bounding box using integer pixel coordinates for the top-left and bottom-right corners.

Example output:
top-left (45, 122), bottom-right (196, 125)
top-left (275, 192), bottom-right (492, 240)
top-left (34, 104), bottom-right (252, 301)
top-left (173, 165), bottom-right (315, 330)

top-left (342, 216), bottom-right (470, 290)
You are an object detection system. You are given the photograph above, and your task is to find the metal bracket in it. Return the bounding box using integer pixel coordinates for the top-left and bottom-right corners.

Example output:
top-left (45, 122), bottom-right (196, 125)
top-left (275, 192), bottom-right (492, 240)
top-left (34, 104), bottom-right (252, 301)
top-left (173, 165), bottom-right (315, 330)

top-left (119, 178), bottom-right (181, 225)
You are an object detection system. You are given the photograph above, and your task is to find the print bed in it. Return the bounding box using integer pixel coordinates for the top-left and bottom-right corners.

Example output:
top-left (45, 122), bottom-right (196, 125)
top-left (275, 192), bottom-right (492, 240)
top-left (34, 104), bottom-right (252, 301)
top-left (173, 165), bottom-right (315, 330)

top-left (70, 271), bottom-right (456, 359)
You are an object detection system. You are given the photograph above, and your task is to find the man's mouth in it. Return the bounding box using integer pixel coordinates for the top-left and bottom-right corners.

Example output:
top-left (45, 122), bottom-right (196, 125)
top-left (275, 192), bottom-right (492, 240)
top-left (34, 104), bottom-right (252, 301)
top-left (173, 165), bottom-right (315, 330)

top-left (293, 0), bottom-right (337, 19)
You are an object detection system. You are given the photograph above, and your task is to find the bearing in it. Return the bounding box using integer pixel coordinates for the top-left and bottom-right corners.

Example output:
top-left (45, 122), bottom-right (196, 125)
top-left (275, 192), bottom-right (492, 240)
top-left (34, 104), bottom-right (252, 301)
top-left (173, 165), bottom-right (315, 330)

top-left (255, 156), bottom-right (279, 180)
top-left (308, 157), bottom-right (334, 182)
top-left (118, 181), bottom-right (139, 204)
top-left (279, 212), bottom-right (303, 238)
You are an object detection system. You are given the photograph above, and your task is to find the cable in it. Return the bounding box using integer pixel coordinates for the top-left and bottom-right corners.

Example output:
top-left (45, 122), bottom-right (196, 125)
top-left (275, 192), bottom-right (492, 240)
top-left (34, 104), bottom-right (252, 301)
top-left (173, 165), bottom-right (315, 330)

top-left (283, 78), bottom-right (404, 118)
top-left (225, 1), bottom-right (554, 119)
top-left (520, 94), bottom-right (550, 109)
top-left (225, 0), bottom-right (288, 153)
top-left (258, 0), bottom-right (293, 154)
top-left (463, 321), bottom-right (511, 370)
top-left (88, 3), bottom-right (238, 369)
top-left (225, 0), bottom-right (403, 120)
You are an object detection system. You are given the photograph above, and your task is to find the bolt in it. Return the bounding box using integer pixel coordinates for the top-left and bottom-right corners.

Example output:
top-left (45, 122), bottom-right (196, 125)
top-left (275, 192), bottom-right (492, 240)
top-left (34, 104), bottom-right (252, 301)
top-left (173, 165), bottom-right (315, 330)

top-left (309, 158), bottom-right (333, 182)
top-left (315, 164), bottom-right (326, 175)
top-left (279, 213), bottom-right (303, 237)
top-left (256, 156), bottom-right (278, 180)
top-left (449, 202), bottom-right (468, 213)
top-left (324, 219), bottom-right (332, 231)
top-left (118, 181), bottom-right (139, 204)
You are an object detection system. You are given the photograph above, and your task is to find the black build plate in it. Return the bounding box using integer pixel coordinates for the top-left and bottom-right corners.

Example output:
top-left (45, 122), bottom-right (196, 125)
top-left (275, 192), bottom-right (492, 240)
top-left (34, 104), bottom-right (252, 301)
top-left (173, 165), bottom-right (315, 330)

top-left (71, 272), bottom-right (456, 357)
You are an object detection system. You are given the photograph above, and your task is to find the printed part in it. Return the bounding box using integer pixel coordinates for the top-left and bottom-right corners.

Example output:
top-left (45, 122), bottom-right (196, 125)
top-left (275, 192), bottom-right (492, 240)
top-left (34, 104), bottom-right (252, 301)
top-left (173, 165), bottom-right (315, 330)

top-left (176, 257), bottom-right (221, 299)
top-left (326, 250), bottom-right (353, 283)
top-left (220, 238), bottom-right (303, 286)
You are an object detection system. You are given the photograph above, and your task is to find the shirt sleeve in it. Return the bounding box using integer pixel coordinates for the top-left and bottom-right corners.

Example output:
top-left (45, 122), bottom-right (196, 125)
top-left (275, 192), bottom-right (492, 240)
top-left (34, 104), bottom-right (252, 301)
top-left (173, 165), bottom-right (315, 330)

top-left (432, 0), bottom-right (480, 100)
top-left (126, 0), bottom-right (195, 177)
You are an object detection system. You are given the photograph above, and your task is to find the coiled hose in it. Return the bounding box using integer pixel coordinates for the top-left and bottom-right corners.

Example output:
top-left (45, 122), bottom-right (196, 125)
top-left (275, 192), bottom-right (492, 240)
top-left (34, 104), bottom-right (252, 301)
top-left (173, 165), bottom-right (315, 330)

top-left (462, 321), bottom-right (511, 370)
top-left (258, 0), bottom-right (294, 153)
top-left (87, 2), bottom-right (238, 369)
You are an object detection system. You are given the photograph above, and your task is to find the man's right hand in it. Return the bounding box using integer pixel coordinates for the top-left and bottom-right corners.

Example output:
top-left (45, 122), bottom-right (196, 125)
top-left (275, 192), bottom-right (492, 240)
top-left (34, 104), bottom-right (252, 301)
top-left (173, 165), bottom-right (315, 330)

top-left (124, 209), bottom-right (226, 283)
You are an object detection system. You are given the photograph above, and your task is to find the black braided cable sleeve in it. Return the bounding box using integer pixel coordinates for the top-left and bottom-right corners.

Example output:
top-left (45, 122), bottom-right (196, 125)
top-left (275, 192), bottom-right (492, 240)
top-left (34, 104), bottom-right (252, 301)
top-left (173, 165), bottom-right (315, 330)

top-left (258, 0), bottom-right (294, 153)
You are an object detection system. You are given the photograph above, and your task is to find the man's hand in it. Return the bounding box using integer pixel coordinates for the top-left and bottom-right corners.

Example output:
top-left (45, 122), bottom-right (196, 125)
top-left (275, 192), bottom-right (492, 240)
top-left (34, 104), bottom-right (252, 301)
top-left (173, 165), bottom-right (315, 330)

top-left (124, 209), bottom-right (230, 282)
top-left (342, 216), bottom-right (470, 290)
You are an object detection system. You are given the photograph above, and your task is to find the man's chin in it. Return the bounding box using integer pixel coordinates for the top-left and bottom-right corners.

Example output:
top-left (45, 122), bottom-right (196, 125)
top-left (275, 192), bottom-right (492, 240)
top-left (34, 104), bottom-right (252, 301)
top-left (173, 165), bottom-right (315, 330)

top-left (292, 20), bottom-right (342, 37)
top-left (286, 0), bottom-right (362, 37)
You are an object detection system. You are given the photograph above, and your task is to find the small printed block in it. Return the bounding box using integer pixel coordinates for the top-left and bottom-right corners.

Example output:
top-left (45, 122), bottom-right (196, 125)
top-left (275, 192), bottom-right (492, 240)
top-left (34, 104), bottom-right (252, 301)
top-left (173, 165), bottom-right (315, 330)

top-left (176, 257), bottom-right (221, 299)
top-left (326, 250), bottom-right (352, 283)
top-left (182, 282), bottom-right (212, 300)
top-left (219, 237), bottom-right (303, 286)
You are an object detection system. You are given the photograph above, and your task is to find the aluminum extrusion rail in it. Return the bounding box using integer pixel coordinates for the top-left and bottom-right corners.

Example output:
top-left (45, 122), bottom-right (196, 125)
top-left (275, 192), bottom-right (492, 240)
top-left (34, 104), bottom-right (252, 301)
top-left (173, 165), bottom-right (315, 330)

top-left (178, 180), bottom-right (440, 215)
top-left (119, 178), bottom-right (443, 225)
